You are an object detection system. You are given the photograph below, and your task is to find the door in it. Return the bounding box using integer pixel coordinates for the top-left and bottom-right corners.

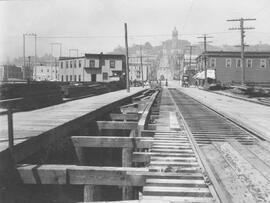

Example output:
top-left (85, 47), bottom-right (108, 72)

top-left (91, 74), bottom-right (96, 82)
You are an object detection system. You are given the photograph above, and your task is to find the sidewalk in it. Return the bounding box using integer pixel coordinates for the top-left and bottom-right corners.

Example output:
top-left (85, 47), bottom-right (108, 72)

top-left (167, 82), bottom-right (270, 141)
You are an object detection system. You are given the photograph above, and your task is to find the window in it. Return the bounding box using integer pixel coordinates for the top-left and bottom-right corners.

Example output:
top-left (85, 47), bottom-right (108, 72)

top-left (79, 60), bottom-right (81, 68)
top-left (210, 58), bottom-right (216, 68)
top-left (260, 59), bottom-right (266, 68)
top-left (110, 60), bottom-right (115, 68)
top-left (70, 75), bottom-right (72, 81)
top-left (60, 62), bottom-right (63, 68)
top-left (226, 58), bottom-right (231, 68)
top-left (61, 75), bottom-right (64, 81)
top-left (41, 69), bottom-right (43, 72)
top-left (78, 75), bottom-right (81, 82)
top-left (70, 61), bottom-right (72, 68)
top-left (136, 70), bottom-right (140, 78)
top-left (247, 59), bottom-right (252, 68)
top-left (66, 61), bottom-right (68, 68)
top-left (74, 75), bottom-right (77, 81)
top-left (236, 59), bottom-right (242, 68)
top-left (103, 72), bottom-right (108, 80)
top-left (90, 60), bottom-right (95, 68)
top-left (74, 60), bottom-right (77, 68)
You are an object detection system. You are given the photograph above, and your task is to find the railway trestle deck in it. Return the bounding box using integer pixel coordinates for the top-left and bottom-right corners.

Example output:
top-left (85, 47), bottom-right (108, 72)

top-left (2, 87), bottom-right (270, 203)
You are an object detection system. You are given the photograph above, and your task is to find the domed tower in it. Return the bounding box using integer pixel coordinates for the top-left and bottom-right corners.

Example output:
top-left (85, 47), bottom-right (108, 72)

top-left (172, 27), bottom-right (178, 51)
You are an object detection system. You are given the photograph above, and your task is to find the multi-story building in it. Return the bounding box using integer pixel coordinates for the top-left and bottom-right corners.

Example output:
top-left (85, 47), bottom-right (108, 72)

top-left (58, 53), bottom-right (126, 82)
top-left (33, 62), bottom-right (59, 81)
top-left (0, 65), bottom-right (23, 81)
top-left (128, 54), bottom-right (156, 82)
top-left (196, 51), bottom-right (270, 84)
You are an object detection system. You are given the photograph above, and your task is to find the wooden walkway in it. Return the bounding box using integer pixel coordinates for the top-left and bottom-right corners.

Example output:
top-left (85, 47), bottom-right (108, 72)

top-left (0, 87), bottom-right (145, 164)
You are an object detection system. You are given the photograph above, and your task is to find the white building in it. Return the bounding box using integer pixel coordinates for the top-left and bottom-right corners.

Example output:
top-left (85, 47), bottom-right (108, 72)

top-left (58, 53), bottom-right (126, 82)
top-left (129, 56), bottom-right (148, 82)
top-left (33, 63), bottom-right (59, 81)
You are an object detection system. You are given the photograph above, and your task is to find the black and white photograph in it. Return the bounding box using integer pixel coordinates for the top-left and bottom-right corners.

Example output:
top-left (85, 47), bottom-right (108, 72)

top-left (0, 0), bottom-right (270, 202)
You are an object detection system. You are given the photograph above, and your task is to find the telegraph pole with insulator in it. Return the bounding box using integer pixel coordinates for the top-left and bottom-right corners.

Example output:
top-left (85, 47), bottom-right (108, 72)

top-left (227, 18), bottom-right (256, 85)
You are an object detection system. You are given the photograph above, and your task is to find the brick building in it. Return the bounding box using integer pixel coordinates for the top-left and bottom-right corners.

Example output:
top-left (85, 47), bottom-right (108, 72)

top-left (58, 53), bottom-right (126, 82)
top-left (196, 51), bottom-right (270, 84)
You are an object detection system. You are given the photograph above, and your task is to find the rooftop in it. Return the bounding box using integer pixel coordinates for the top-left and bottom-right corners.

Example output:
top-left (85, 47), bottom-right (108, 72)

top-left (197, 51), bottom-right (270, 59)
top-left (59, 53), bottom-right (126, 61)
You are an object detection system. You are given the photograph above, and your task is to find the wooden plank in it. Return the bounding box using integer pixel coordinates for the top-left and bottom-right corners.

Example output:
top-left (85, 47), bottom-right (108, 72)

top-left (201, 145), bottom-right (255, 203)
top-left (110, 113), bottom-right (139, 121)
top-left (143, 196), bottom-right (214, 202)
top-left (214, 142), bottom-right (270, 202)
top-left (71, 136), bottom-right (153, 149)
top-left (132, 152), bottom-right (151, 163)
top-left (69, 167), bottom-right (146, 186)
top-left (138, 91), bottom-right (159, 136)
top-left (96, 121), bottom-right (138, 130)
top-left (228, 139), bottom-right (270, 181)
top-left (122, 148), bottom-right (133, 199)
top-left (0, 88), bottom-right (146, 167)
top-left (16, 164), bottom-right (147, 186)
top-left (141, 130), bottom-right (155, 137)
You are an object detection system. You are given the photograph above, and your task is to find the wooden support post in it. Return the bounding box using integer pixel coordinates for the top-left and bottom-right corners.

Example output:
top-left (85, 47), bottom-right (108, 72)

top-left (7, 108), bottom-right (14, 154)
top-left (74, 138), bottom-right (98, 202)
top-left (84, 185), bottom-right (95, 202)
top-left (122, 147), bottom-right (133, 200)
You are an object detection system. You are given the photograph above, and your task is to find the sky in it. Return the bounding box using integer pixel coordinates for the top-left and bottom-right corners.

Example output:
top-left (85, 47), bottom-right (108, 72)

top-left (0, 0), bottom-right (270, 62)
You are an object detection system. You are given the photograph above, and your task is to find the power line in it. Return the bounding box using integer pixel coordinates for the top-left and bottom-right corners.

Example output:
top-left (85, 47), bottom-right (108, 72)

top-left (197, 34), bottom-right (213, 87)
top-left (227, 18), bottom-right (256, 85)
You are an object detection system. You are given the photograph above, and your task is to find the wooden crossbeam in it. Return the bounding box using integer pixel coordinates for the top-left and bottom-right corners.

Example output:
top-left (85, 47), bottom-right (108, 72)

top-left (16, 164), bottom-right (147, 186)
top-left (96, 121), bottom-right (138, 130)
top-left (132, 152), bottom-right (151, 163)
top-left (71, 136), bottom-right (153, 148)
top-left (141, 130), bottom-right (155, 137)
top-left (110, 113), bottom-right (139, 121)
top-left (138, 92), bottom-right (159, 136)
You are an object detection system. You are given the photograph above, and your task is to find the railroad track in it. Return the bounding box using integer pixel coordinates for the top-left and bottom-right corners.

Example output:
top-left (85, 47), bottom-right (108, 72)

top-left (168, 88), bottom-right (259, 146)
top-left (142, 89), bottom-right (218, 202)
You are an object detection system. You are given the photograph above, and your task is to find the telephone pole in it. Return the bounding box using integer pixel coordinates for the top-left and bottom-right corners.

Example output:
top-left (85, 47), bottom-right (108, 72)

top-left (227, 18), bottom-right (256, 85)
top-left (198, 34), bottom-right (213, 86)
top-left (140, 46), bottom-right (143, 82)
top-left (124, 23), bottom-right (130, 92)
top-left (185, 45), bottom-right (196, 71)
top-left (23, 33), bottom-right (37, 80)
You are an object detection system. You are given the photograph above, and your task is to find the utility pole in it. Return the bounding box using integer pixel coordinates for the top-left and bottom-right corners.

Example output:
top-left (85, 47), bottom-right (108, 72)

top-left (124, 23), bottom-right (130, 92)
top-left (185, 45), bottom-right (196, 71)
top-left (23, 34), bottom-right (26, 79)
top-left (198, 34), bottom-right (213, 87)
top-left (227, 18), bottom-right (256, 85)
top-left (34, 33), bottom-right (37, 80)
top-left (51, 43), bottom-right (62, 81)
top-left (23, 33), bottom-right (37, 80)
top-left (140, 46), bottom-right (143, 82)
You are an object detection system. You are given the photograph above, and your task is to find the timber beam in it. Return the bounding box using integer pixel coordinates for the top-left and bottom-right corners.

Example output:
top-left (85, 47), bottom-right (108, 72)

top-left (132, 152), bottom-right (151, 163)
top-left (16, 164), bottom-right (147, 186)
top-left (96, 121), bottom-right (138, 130)
top-left (109, 113), bottom-right (139, 121)
top-left (71, 136), bottom-right (153, 149)
top-left (137, 92), bottom-right (159, 136)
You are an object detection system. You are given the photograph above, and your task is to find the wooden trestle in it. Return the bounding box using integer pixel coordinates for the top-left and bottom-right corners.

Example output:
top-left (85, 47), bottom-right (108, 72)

top-left (15, 88), bottom-right (221, 202)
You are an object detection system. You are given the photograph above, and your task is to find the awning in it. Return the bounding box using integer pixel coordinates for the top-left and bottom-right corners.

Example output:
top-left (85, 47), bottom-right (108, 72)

top-left (193, 69), bottom-right (215, 79)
